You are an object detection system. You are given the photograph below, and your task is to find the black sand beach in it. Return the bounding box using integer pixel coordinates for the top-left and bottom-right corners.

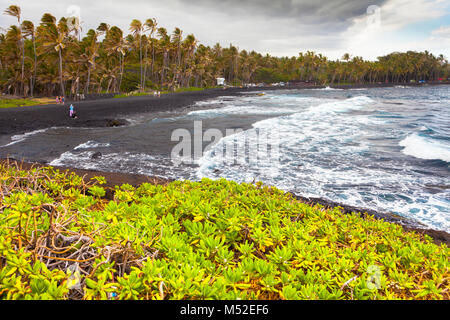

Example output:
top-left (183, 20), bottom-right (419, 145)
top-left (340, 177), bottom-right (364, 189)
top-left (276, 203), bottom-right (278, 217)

top-left (2, 82), bottom-right (447, 136)
top-left (0, 87), bottom-right (254, 136)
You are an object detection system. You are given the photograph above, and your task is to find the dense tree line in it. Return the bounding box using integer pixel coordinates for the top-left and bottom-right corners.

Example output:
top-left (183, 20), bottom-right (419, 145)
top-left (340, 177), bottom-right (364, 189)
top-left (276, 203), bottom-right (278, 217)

top-left (1, 5), bottom-right (449, 97)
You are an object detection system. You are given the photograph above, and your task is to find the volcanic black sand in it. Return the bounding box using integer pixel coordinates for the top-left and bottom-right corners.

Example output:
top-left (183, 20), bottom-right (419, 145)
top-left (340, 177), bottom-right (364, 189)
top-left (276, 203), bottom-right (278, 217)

top-left (2, 82), bottom-right (447, 136)
top-left (0, 87), bottom-right (259, 136)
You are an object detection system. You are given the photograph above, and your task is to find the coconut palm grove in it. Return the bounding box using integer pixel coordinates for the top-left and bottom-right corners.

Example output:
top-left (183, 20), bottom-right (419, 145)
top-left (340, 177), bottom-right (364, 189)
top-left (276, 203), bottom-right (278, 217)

top-left (0, 4), bottom-right (449, 97)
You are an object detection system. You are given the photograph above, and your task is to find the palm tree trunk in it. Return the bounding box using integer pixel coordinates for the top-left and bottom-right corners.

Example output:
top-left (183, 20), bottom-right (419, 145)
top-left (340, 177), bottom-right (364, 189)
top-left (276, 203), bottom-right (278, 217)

top-left (85, 66), bottom-right (91, 94)
top-left (151, 41), bottom-right (155, 81)
top-left (106, 78), bottom-right (113, 93)
top-left (119, 53), bottom-right (125, 92)
top-left (58, 49), bottom-right (65, 96)
top-left (31, 36), bottom-right (37, 97)
top-left (76, 76), bottom-right (79, 99)
top-left (143, 43), bottom-right (147, 91)
top-left (21, 38), bottom-right (25, 96)
top-left (139, 35), bottom-right (143, 91)
top-left (161, 51), bottom-right (167, 89)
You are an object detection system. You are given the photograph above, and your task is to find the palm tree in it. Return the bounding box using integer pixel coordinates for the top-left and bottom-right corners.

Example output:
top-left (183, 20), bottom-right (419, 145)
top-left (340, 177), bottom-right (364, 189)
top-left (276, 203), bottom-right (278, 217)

top-left (39, 13), bottom-right (69, 96)
top-left (157, 27), bottom-right (170, 89)
top-left (4, 5), bottom-right (24, 95)
top-left (144, 18), bottom-right (157, 82)
top-left (181, 34), bottom-right (197, 86)
top-left (21, 20), bottom-right (37, 96)
top-left (104, 26), bottom-right (127, 92)
top-left (4, 25), bottom-right (23, 94)
top-left (129, 19), bottom-right (144, 91)
top-left (83, 29), bottom-right (100, 94)
top-left (171, 27), bottom-right (183, 88)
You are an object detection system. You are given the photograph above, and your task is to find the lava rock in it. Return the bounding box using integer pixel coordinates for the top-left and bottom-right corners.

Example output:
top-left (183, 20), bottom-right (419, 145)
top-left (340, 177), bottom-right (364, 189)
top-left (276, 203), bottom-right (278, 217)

top-left (91, 152), bottom-right (102, 159)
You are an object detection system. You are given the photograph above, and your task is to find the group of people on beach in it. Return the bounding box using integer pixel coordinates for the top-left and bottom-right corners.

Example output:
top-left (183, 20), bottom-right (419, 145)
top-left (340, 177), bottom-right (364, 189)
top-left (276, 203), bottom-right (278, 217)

top-left (56, 95), bottom-right (78, 118)
top-left (56, 96), bottom-right (65, 105)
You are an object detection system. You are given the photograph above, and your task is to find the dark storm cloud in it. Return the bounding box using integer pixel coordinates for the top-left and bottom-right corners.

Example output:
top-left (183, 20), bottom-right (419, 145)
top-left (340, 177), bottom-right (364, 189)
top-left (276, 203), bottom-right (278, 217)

top-left (175, 0), bottom-right (387, 22)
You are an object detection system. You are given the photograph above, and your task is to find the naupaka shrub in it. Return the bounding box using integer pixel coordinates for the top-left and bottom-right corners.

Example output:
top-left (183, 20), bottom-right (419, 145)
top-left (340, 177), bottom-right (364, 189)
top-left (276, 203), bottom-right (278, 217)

top-left (0, 162), bottom-right (448, 300)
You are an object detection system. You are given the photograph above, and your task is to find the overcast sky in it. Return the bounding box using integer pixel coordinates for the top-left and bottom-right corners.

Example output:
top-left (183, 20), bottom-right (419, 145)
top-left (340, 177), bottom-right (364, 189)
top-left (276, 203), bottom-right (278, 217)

top-left (0, 0), bottom-right (449, 60)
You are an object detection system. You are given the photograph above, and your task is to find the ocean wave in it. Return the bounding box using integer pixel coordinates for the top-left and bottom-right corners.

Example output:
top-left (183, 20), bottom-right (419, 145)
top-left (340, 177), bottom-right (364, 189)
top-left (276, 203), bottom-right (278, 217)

top-left (49, 150), bottom-right (185, 180)
top-left (197, 96), bottom-right (375, 179)
top-left (191, 95), bottom-right (373, 120)
top-left (307, 95), bottom-right (374, 114)
top-left (1, 128), bottom-right (52, 147)
top-left (311, 86), bottom-right (344, 91)
top-left (187, 104), bottom-right (300, 118)
top-left (50, 150), bottom-right (156, 167)
top-left (193, 96), bottom-right (236, 106)
top-left (74, 141), bottom-right (111, 150)
top-left (399, 133), bottom-right (450, 162)
top-left (186, 96), bottom-right (321, 119)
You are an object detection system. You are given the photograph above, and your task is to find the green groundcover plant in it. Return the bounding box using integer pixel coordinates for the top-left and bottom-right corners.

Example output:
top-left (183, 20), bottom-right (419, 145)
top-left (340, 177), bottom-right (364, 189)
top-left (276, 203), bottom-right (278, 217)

top-left (0, 162), bottom-right (448, 300)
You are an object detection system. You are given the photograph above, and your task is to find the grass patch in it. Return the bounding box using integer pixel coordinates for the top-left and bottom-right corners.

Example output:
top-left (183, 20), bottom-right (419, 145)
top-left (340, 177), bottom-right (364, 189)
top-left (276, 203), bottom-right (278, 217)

top-left (0, 97), bottom-right (55, 108)
top-left (174, 87), bottom-right (206, 93)
top-left (0, 162), bottom-right (448, 300)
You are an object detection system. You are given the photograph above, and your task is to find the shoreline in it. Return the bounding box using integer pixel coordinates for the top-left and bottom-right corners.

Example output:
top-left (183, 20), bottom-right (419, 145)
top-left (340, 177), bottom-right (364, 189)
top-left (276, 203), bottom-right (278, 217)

top-left (2, 158), bottom-right (449, 246)
top-left (1, 82), bottom-right (449, 137)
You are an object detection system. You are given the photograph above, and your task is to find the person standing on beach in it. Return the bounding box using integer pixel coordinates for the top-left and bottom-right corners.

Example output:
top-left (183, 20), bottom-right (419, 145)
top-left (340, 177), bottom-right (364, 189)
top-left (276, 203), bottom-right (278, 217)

top-left (69, 104), bottom-right (74, 118)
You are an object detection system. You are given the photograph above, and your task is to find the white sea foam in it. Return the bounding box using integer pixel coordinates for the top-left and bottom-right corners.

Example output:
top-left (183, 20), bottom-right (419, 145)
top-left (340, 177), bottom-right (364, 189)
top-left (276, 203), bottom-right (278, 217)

top-left (307, 95), bottom-right (374, 114)
top-left (1, 128), bottom-right (51, 147)
top-left (193, 96), bottom-right (237, 106)
top-left (197, 96), bottom-right (374, 179)
top-left (310, 86), bottom-right (344, 91)
top-left (50, 150), bottom-right (156, 167)
top-left (74, 141), bottom-right (111, 150)
top-left (49, 150), bottom-right (186, 180)
top-left (186, 95), bottom-right (322, 119)
top-left (187, 104), bottom-right (299, 117)
top-left (399, 133), bottom-right (450, 162)
top-left (194, 92), bottom-right (450, 232)
top-left (49, 150), bottom-right (93, 166)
